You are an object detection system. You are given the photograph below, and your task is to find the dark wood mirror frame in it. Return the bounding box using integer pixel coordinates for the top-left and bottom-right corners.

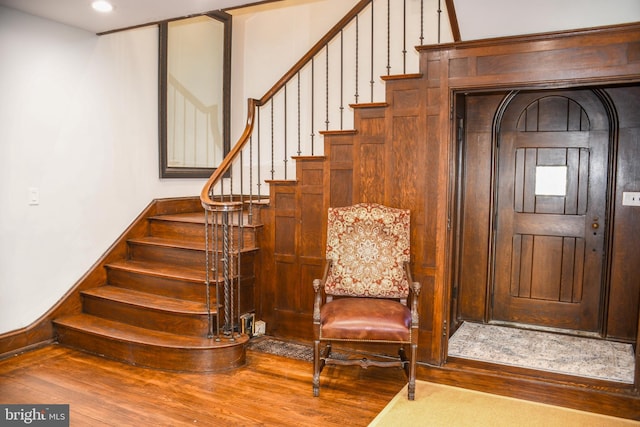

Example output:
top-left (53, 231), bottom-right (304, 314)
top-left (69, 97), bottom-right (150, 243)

top-left (158, 11), bottom-right (232, 178)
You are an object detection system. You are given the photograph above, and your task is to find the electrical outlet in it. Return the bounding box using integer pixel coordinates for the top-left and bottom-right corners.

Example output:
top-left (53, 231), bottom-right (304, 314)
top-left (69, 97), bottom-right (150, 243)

top-left (622, 192), bottom-right (640, 206)
top-left (254, 320), bottom-right (266, 336)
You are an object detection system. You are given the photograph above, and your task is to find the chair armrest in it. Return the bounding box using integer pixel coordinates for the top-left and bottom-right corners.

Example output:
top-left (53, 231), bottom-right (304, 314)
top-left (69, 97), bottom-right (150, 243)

top-left (313, 260), bottom-right (332, 323)
top-left (404, 262), bottom-right (421, 328)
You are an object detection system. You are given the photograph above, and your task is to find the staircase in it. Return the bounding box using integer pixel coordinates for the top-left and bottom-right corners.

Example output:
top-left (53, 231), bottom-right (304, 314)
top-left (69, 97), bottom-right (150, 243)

top-left (51, 0), bottom-right (436, 371)
top-left (53, 197), bottom-right (260, 372)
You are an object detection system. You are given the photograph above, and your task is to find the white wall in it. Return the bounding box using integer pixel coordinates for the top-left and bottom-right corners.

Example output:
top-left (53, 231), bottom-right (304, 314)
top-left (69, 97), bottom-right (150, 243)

top-left (0, 7), bottom-right (204, 333)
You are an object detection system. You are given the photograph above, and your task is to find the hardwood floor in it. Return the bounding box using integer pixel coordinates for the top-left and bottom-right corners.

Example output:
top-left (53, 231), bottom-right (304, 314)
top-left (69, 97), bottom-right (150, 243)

top-left (0, 342), bottom-right (406, 426)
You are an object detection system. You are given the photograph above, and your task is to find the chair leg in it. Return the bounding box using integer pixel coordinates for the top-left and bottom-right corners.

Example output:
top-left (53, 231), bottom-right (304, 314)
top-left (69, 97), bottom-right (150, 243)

top-left (313, 339), bottom-right (321, 397)
top-left (407, 343), bottom-right (417, 401)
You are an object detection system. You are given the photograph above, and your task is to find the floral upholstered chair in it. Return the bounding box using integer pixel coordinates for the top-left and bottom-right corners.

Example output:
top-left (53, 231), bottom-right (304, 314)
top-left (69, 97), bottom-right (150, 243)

top-left (312, 203), bottom-right (421, 400)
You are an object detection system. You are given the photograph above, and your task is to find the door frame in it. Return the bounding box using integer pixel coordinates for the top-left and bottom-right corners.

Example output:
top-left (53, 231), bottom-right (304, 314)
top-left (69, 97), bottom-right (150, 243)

top-left (449, 86), bottom-right (619, 337)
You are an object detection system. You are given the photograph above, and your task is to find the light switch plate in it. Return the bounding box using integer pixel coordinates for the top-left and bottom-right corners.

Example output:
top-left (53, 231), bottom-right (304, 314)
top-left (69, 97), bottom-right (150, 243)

top-left (28, 187), bottom-right (39, 205)
top-left (622, 192), bottom-right (640, 206)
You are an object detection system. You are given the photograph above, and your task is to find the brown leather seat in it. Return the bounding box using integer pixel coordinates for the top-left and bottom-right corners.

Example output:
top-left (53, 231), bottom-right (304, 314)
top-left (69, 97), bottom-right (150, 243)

top-left (312, 203), bottom-right (421, 400)
top-left (320, 298), bottom-right (411, 342)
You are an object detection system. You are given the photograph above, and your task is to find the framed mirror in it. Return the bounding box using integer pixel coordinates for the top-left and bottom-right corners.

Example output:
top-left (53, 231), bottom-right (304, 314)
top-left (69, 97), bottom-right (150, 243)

top-left (159, 12), bottom-right (231, 178)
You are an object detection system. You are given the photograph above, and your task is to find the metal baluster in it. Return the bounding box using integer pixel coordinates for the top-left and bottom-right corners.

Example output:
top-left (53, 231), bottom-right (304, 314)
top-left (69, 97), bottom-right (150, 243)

top-left (297, 72), bottom-right (302, 156)
top-left (222, 209), bottom-right (232, 339)
top-left (386, 0), bottom-right (391, 75)
top-left (237, 208), bottom-right (244, 337)
top-left (248, 134), bottom-right (254, 225)
top-left (310, 57), bottom-right (315, 155)
top-left (403, 0), bottom-right (407, 73)
top-left (256, 108), bottom-right (262, 197)
top-left (228, 166), bottom-right (232, 203)
top-left (284, 85), bottom-right (288, 179)
top-left (437, 0), bottom-right (442, 44)
top-left (205, 209), bottom-right (213, 339)
top-left (214, 210), bottom-right (221, 341)
top-left (240, 151), bottom-right (244, 205)
top-left (228, 209), bottom-right (235, 340)
top-left (339, 30), bottom-right (344, 130)
top-left (270, 99), bottom-right (275, 180)
top-left (354, 14), bottom-right (359, 104)
top-left (370, 0), bottom-right (375, 102)
top-left (325, 43), bottom-right (330, 131)
top-left (420, 0), bottom-right (425, 45)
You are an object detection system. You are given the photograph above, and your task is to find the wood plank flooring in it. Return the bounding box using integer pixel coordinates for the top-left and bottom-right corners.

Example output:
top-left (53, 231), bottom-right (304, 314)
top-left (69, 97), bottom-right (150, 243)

top-left (0, 343), bottom-right (406, 426)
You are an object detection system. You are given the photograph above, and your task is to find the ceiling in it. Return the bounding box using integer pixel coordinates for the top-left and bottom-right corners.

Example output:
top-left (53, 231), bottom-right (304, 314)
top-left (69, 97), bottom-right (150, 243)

top-left (0, 0), bottom-right (262, 34)
top-left (0, 0), bottom-right (639, 38)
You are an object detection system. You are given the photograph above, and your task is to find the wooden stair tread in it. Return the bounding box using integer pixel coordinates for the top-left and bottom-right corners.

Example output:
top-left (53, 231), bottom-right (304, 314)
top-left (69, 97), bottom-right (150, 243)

top-left (151, 212), bottom-right (204, 223)
top-left (82, 286), bottom-right (209, 314)
top-left (381, 73), bottom-right (423, 81)
top-left (54, 314), bottom-right (243, 349)
top-left (349, 102), bottom-right (389, 109)
top-left (127, 236), bottom-right (259, 253)
top-left (129, 236), bottom-right (206, 251)
top-left (106, 259), bottom-right (206, 282)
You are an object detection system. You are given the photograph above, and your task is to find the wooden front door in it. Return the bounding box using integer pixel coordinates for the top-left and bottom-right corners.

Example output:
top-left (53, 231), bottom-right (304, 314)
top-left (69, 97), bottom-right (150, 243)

top-left (491, 90), bottom-right (610, 332)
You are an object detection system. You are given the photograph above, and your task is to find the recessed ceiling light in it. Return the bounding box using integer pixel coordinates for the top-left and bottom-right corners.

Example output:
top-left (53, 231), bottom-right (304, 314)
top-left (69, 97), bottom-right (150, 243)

top-left (92, 0), bottom-right (113, 13)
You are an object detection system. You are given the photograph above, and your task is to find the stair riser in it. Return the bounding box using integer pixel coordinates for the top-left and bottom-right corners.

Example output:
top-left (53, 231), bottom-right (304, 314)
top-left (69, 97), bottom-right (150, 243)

top-left (82, 295), bottom-right (212, 337)
top-left (106, 267), bottom-right (207, 302)
top-left (129, 245), bottom-right (204, 269)
top-left (55, 326), bottom-right (247, 372)
top-left (128, 245), bottom-right (257, 275)
top-left (149, 220), bottom-right (258, 248)
top-left (106, 267), bottom-right (256, 312)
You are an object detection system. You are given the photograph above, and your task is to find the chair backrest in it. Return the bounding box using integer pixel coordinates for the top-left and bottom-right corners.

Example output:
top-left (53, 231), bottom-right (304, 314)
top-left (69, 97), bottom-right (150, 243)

top-left (325, 203), bottom-right (410, 299)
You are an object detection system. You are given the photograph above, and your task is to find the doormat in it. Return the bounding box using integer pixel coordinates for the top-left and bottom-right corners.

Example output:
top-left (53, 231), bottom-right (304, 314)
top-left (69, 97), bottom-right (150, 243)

top-left (448, 322), bottom-right (635, 384)
top-left (248, 338), bottom-right (314, 361)
top-left (247, 337), bottom-right (349, 362)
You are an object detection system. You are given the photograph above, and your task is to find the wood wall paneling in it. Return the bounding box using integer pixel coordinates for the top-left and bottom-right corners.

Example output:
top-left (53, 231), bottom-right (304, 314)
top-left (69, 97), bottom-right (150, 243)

top-left (261, 23), bottom-right (640, 383)
top-left (605, 86), bottom-right (640, 341)
top-left (324, 131), bottom-right (354, 208)
top-left (456, 94), bottom-right (503, 322)
top-left (353, 106), bottom-right (386, 204)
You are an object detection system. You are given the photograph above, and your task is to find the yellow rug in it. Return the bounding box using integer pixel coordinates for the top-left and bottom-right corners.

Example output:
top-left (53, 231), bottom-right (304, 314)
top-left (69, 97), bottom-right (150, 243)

top-left (369, 380), bottom-right (639, 427)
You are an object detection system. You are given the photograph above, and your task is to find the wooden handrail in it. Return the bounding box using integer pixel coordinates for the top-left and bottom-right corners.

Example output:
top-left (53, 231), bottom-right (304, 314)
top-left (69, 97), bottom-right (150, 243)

top-left (200, 97), bottom-right (258, 209)
top-left (200, 0), bottom-right (373, 209)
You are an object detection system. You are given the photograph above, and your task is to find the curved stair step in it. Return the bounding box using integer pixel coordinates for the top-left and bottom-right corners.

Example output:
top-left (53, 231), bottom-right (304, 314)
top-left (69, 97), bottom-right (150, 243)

top-left (106, 259), bottom-right (206, 282)
top-left (81, 286), bottom-right (214, 336)
top-left (83, 286), bottom-right (208, 312)
top-left (105, 260), bottom-right (209, 302)
top-left (54, 314), bottom-right (247, 372)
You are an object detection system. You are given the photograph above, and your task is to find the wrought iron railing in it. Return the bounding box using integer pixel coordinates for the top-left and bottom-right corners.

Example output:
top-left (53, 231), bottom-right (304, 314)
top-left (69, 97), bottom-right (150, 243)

top-left (201, 0), bottom-right (446, 340)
